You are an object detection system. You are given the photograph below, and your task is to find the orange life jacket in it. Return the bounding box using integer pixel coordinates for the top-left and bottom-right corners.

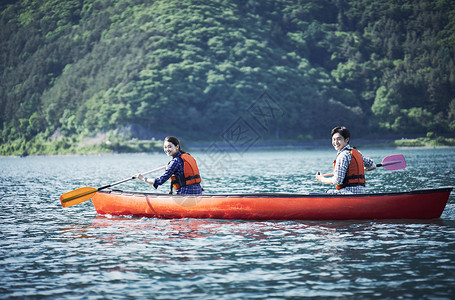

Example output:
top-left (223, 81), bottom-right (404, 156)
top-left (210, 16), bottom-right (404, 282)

top-left (170, 153), bottom-right (201, 190)
top-left (334, 148), bottom-right (365, 190)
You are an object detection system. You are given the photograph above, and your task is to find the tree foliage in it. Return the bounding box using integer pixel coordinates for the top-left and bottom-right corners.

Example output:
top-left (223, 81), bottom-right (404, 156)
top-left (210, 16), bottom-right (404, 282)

top-left (1, 0), bottom-right (454, 155)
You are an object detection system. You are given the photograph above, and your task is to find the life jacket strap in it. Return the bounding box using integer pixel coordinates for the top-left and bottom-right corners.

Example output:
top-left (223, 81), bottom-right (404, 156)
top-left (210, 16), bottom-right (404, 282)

top-left (171, 174), bottom-right (200, 186)
top-left (345, 174), bottom-right (365, 180)
top-left (185, 174), bottom-right (200, 181)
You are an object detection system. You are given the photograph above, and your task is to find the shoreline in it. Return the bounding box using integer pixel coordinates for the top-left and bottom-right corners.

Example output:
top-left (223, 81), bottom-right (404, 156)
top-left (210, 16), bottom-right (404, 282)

top-left (2, 139), bottom-right (455, 158)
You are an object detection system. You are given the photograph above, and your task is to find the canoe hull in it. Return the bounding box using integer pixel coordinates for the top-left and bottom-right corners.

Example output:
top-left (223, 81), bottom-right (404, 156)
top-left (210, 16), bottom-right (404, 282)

top-left (91, 187), bottom-right (452, 220)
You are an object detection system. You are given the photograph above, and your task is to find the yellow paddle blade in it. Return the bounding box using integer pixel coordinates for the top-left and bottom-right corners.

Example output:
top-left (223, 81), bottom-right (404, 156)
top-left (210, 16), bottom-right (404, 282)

top-left (60, 187), bottom-right (98, 208)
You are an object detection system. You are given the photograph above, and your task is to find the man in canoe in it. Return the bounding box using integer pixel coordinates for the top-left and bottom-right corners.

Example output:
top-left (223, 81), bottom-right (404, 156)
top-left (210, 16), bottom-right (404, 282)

top-left (133, 136), bottom-right (203, 195)
top-left (315, 126), bottom-right (376, 194)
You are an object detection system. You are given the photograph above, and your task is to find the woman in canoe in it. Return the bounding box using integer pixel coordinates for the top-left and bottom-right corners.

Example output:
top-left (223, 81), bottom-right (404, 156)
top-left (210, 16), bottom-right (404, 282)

top-left (315, 126), bottom-right (376, 194)
top-left (133, 136), bottom-right (203, 195)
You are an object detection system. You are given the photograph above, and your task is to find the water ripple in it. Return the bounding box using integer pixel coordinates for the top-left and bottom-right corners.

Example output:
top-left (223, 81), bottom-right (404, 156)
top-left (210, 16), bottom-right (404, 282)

top-left (1, 150), bottom-right (455, 298)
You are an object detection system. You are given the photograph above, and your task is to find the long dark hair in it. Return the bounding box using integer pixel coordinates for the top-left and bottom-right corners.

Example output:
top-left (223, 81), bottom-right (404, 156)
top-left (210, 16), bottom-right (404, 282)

top-left (164, 136), bottom-right (186, 153)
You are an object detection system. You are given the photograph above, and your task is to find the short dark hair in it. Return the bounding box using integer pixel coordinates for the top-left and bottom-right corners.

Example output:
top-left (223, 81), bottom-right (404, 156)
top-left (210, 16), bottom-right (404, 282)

top-left (331, 126), bottom-right (350, 141)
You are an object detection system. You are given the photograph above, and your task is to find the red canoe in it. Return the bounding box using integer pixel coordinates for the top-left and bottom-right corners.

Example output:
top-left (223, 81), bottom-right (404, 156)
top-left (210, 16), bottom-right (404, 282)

top-left (91, 187), bottom-right (452, 220)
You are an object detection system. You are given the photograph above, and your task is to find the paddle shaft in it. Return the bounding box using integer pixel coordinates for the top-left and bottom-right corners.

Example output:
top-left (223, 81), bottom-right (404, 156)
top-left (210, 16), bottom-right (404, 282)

top-left (321, 163), bottom-right (378, 177)
top-left (60, 165), bottom-right (167, 207)
top-left (321, 157), bottom-right (404, 177)
top-left (97, 165), bottom-right (166, 191)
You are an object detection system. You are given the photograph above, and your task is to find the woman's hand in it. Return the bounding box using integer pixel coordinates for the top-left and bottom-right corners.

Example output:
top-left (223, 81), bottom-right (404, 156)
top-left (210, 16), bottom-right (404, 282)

top-left (133, 173), bottom-right (154, 184)
top-left (132, 173), bottom-right (144, 181)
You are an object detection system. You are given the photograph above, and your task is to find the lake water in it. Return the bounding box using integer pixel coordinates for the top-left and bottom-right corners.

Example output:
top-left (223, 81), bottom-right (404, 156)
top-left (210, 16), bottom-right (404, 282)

top-left (1, 148), bottom-right (454, 299)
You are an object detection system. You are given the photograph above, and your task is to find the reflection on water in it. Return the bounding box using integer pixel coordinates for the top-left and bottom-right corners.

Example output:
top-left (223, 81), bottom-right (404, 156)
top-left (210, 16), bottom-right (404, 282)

top-left (0, 149), bottom-right (454, 298)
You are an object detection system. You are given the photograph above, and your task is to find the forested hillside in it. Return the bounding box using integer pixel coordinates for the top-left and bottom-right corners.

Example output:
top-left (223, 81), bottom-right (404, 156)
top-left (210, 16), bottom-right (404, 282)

top-left (1, 0), bottom-right (455, 155)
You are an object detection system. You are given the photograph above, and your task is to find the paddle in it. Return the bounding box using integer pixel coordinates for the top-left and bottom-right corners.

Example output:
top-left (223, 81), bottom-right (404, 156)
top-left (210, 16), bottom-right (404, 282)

top-left (321, 154), bottom-right (406, 176)
top-left (60, 165), bottom-right (166, 208)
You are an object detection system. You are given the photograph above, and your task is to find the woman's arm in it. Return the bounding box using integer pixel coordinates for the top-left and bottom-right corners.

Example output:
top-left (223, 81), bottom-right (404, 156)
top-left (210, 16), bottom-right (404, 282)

top-left (132, 158), bottom-right (179, 188)
top-left (153, 158), bottom-right (181, 188)
top-left (134, 174), bottom-right (155, 185)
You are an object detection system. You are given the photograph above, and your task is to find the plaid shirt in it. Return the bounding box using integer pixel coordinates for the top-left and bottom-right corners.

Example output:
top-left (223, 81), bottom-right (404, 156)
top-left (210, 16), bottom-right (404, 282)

top-left (153, 152), bottom-right (202, 195)
top-left (329, 145), bottom-right (375, 194)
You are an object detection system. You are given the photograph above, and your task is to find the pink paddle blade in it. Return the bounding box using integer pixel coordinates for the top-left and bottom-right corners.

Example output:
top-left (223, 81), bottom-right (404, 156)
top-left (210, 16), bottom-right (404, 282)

top-left (380, 154), bottom-right (406, 171)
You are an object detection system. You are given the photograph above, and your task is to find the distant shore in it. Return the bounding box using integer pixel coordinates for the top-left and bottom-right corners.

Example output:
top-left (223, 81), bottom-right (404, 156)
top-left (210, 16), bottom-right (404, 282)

top-left (185, 138), bottom-right (396, 152)
top-left (2, 135), bottom-right (454, 157)
top-left (186, 136), bottom-right (455, 152)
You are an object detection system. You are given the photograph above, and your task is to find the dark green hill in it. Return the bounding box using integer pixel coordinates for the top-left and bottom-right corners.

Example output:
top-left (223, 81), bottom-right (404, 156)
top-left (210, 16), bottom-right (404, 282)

top-left (1, 0), bottom-right (454, 155)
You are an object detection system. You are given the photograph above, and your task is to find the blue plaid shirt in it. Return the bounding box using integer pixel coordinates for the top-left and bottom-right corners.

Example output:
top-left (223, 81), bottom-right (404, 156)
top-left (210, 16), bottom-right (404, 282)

top-left (330, 145), bottom-right (375, 194)
top-left (153, 152), bottom-right (202, 195)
